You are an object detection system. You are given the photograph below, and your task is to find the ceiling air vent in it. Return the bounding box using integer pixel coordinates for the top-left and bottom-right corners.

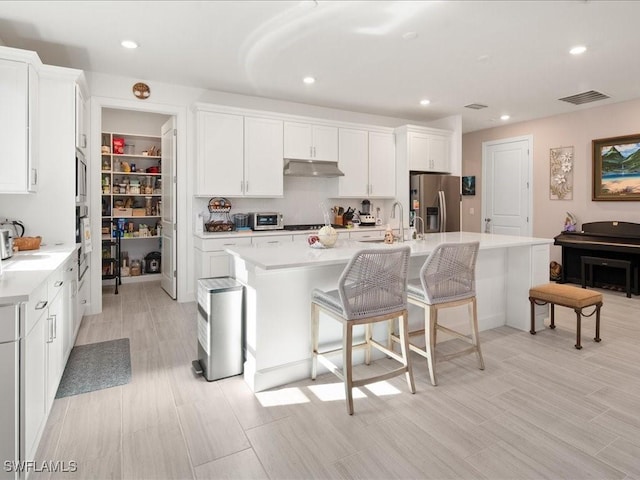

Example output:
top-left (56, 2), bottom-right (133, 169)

top-left (558, 90), bottom-right (610, 105)
top-left (464, 103), bottom-right (488, 110)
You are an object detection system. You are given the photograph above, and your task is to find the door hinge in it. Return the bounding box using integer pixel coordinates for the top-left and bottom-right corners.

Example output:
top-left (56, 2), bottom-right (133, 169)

top-left (173, 129), bottom-right (177, 136)
top-left (173, 270), bottom-right (177, 278)
top-left (173, 224), bottom-right (177, 231)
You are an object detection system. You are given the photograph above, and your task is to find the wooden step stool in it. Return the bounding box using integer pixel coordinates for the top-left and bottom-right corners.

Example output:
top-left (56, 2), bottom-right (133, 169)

top-left (529, 283), bottom-right (603, 349)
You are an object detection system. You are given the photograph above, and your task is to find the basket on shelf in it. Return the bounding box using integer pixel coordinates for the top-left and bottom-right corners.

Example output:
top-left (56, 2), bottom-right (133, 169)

top-left (205, 197), bottom-right (235, 232)
top-left (207, 197), bottom-right (232, 213)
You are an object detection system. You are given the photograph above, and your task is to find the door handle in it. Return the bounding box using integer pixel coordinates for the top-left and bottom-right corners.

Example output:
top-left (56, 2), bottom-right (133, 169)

top-left (47, 316), bottom-right (53, 343)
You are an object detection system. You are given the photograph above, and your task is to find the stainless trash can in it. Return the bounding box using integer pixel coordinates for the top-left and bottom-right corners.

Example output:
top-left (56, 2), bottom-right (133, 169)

top-left (195, 277), bottom-right (244, 381)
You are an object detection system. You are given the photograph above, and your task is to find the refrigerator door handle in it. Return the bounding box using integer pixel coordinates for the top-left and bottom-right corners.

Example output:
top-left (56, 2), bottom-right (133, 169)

top-left (438, 190), bottom-right (447, 232)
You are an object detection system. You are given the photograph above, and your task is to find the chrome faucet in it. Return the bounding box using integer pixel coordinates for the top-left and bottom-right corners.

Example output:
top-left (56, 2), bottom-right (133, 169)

top-left (391, 201), bottom-right (404, 243)
top-left (414, 216), bottom-right (425, 239)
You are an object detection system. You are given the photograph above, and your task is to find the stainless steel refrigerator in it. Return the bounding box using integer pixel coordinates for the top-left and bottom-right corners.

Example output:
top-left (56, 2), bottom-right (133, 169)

top-left (410, 173), bottom-right (461, 233)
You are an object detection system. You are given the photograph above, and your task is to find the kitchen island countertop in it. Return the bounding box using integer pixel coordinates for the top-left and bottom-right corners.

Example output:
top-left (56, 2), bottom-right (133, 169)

top-left (225, 231), bottom-right (553, 270)
top-left (0, 244), bottom-right (78, 303)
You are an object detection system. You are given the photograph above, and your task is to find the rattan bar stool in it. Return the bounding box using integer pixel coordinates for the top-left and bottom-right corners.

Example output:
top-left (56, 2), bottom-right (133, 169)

top-left (311, 246), bottom-right (416, 415)
top-left (391, 242), bottom-right (484, 386)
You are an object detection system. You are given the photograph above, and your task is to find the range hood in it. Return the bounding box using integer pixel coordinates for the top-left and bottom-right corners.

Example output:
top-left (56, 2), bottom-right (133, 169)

top-left (283, 159), bottom-right (344, 177)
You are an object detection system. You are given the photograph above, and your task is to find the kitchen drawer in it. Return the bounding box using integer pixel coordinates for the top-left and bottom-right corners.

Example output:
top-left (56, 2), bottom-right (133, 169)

top-left (197, 236), bottom-right (252, 252)
top-left (25, 280), bottom-right (48, 335)
top-left (47, 265), bottom-right (65, 301)
top-left (349, 229), bottom-right (383, 240)
top-left (252, 235), bottom-right (293, 246)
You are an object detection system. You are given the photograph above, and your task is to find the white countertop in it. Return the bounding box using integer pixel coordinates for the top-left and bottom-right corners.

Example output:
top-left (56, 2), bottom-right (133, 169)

top-left (0, 244), bottom-right (78, 304)
top-left (226, 231), bottom-right (553, 270)
top-left (193, 225), bottom-right (386, 240)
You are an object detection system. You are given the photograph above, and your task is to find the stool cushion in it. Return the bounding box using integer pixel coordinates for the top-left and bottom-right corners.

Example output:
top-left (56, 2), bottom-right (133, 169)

top-left (407, 279), bottom-right (426, 302)
top-left (311, 288), bottom-right (345, 317)
top-left (529, 283), bottom-right (603, 309)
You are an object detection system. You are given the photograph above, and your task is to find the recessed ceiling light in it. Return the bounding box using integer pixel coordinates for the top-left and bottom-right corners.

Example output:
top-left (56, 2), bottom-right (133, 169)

top-left (569, 45), bottom-right (587, 55)
top-left (303, 76), bottom-right (315, 84)
top-left (419, 99), bottom-right (431, 106)
top-left (402, 32), bottom-right (418, 40)
top-left (121, 40), bottom-right (138, 49)
top-left (500, 114), bottom-right (510, 121)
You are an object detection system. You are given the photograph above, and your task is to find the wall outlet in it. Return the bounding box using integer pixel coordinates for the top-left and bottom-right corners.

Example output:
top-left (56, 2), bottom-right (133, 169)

top-left (469, 207), bottom-right (475, 215)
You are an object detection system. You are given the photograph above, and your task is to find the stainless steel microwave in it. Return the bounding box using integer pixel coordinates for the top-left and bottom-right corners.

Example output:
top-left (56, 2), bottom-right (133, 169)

top-left (76, 149), bottom-right (87, 203)
top-left (249, 212), bottom-right (284, 231)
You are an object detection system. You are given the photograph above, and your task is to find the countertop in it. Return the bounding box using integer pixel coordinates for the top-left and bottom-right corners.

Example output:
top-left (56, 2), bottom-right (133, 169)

top-left (0, 244), bottom-right (78, 304)
top-left (193, 225), bottom-right (388, 240)
top-left (226, 231), bottom-right (554, 270)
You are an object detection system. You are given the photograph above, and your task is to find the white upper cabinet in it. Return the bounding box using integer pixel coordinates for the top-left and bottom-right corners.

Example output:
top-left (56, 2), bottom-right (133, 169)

top-left (284, 121), bottom-right (338, 161)
top-left (0, 58), bottom-right (39, 193)
top-left (74, 83), bottom-right (87, 152)
top-left (368, 131), bottom-right (395, 197)
top-left (407, 131), bottom-right (451, 173)
top-left (243, 116), bottom-right (283, 197)
top-left (337, 128), bottom-right (368, 197)
top-left (338, 129), bottom-right (395, 198)
top-left (195, 109), bottom-right (284, 197)
top-left (195, 111), bottom-right (244, 196)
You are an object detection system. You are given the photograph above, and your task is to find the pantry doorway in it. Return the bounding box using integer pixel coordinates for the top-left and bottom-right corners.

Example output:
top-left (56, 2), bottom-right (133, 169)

top-left (90, 96), bottom-right (187, 314)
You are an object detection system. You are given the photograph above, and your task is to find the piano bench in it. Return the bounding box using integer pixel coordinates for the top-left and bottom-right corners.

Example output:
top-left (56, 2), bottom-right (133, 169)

top-left (529, 283), bottom-right (603, 350)
top-left (581, 256), bottom-right (637, 298)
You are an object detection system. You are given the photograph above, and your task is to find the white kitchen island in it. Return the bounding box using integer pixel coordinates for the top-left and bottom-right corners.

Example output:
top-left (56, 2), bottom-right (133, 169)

top-left (226, 232), bottom-right (552, 392)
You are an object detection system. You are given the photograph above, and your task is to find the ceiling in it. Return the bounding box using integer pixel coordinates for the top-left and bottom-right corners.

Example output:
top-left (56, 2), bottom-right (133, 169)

top-left (2, 1), bottom-right (640, 132)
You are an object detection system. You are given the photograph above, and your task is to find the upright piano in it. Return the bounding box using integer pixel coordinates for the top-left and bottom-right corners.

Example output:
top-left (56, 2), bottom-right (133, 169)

top-left (554, 221), bottom-right (640, 295)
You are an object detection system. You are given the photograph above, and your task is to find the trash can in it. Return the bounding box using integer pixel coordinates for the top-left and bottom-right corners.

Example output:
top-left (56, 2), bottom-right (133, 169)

top-left (194, 277), bottom-right (244, 381)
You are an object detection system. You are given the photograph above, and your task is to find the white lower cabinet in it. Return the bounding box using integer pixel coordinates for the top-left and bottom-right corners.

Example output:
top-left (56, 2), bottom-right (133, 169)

top-left (63, 258), bottom-right (78, 360)
top-left (23, 284), bottom-right (48, 464)
top-left (21, 255), bottom-right (79, 464)
top-left (78, 275), bottom-right (89, 322)
top-left (195, 234), bottom-right (298, 282)
top-left (45, 291), bottom-right (64, 408)
top-left (194, 237), bottom-right (252, 279)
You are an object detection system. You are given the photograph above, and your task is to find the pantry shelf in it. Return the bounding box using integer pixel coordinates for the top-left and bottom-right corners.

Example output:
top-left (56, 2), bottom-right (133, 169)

top-left (101, 131), bottom-right (164, 283)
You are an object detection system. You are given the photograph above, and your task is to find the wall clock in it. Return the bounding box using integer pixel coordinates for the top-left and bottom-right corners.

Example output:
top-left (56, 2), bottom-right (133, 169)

top-left (132, 82), bottom-right (150, 99)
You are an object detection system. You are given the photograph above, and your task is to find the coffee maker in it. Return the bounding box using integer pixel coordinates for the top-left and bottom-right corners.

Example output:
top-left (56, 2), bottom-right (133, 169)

top-left (359, 200), bottom-right (376, 226)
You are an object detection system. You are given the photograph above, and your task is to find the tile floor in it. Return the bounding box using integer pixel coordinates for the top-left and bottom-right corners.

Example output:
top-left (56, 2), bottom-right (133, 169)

top-left (32, 281), bottom-right (640, 479)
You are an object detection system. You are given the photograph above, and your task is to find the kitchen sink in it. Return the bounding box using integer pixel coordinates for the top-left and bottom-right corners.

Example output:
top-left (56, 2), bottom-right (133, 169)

top-left (357, 239), bottom-right (389, 244)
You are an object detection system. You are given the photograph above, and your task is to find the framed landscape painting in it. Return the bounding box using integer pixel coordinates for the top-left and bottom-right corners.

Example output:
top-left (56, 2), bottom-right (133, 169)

top-left (592, 134), bottom-right (640, 201)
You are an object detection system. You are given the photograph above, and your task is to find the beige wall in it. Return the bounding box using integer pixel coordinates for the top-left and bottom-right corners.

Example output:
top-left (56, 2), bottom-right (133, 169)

top-left (462, 98), bottom-right (640, 262)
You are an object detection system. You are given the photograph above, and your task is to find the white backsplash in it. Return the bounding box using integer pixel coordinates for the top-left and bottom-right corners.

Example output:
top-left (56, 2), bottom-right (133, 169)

top-left (193, 176), bottom-right (394, 227)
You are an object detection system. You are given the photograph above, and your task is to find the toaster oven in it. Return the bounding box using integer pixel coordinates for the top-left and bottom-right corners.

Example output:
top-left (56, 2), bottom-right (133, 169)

top-left (248, 212), bottom-right (284, 231)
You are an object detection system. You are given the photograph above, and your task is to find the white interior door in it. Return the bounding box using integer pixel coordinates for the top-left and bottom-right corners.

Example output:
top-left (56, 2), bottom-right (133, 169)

top-left (161, 118), bottom-right (177, 298)
top-left (482, 136), bottom-right (532, 236)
